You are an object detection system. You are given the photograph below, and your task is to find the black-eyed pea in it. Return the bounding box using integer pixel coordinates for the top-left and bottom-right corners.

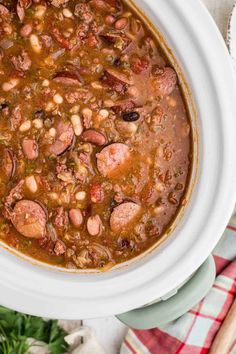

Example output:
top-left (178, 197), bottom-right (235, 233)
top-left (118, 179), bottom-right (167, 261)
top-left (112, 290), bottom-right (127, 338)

top-left (115, 17), bottom-right (128, 30)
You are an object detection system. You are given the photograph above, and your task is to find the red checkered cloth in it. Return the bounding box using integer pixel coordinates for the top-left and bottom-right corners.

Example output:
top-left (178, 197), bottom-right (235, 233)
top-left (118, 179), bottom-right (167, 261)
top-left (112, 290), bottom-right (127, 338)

top-left (121, 215), bottom-right (236, 354)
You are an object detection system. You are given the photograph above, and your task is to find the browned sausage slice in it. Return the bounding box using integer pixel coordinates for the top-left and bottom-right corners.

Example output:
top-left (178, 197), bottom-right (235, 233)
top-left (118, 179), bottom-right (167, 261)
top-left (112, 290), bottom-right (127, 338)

top-left (153, 67), bottom-right (177, 96)
top-left (96, 143), bottom-right (130, 177)
top-left (110, 202), bottom-right (142, 232)
top-left (2, 148), bottom-right (16, 180)
top-left (48, 121), bottom-right (74, 156)
top-left (11, 200), bottom-right (47, 238)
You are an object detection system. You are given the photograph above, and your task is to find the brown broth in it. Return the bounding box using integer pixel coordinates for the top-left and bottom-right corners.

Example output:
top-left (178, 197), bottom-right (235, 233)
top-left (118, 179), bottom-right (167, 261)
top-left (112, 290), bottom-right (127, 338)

top-left (0, 0), bottom-right (192, 270)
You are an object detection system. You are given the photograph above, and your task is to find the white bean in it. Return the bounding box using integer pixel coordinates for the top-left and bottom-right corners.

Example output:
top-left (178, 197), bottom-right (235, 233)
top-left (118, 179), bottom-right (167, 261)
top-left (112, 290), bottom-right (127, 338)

top-left (34, 5), bottom-right (47, 19)
top-left (71, 114), bottom-right (83, 136)
top-left (42, 79), bottom-right (49, 87)
top-left (33, 119), bottom-right (43, 129)
top-left (62, 8), bottom-right (73, 18)
top-left (48, 127), bottom-right (56, 138)
top-left (53, 93), bottom-right (63, 104)
top-left (30, 34), bottom-right (42, 53)
top-left (19, 120), bottom-right (31, 132)
top-left (82, 108), bottom-right (92, 120)
top-left (75, 191), bottom-right (86, 201)
top-left (99, 109), bottom-right (109, 119)
top-left (2, 78), bottom-right (19, 92)
top-left (25, 175), bottom-right (38, 193)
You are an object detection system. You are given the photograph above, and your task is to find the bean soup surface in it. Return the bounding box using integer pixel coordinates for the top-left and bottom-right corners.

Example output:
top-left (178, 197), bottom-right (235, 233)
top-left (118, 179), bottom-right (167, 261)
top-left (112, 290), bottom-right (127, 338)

top-left (0, 0), bottom-right (192, 270)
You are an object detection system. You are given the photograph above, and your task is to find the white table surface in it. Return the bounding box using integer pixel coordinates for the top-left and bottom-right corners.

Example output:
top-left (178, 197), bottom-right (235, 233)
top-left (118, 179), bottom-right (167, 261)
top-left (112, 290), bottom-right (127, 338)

top-left (81, 1), bottom-right (235, 353)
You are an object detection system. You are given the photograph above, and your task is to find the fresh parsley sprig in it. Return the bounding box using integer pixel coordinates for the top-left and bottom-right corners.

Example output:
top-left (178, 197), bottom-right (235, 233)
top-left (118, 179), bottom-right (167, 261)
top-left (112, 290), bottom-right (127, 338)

top-left (0, 306), bottom-right (68, 354)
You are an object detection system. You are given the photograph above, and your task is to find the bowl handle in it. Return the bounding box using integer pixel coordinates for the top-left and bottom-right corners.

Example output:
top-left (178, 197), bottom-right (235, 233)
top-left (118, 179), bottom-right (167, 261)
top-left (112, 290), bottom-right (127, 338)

top-left (116, 255), bottom-right (216, 329)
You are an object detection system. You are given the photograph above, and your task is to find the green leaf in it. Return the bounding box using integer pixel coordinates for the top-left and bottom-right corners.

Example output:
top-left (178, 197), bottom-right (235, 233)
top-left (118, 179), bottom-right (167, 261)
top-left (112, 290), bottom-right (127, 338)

top-left (0, 306), bottom-right (69, 354)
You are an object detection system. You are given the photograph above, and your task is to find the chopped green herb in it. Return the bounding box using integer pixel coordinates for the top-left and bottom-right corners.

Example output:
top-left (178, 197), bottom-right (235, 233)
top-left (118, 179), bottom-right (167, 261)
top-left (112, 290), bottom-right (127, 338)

top-left (0, 306), bottom-right (68, 354)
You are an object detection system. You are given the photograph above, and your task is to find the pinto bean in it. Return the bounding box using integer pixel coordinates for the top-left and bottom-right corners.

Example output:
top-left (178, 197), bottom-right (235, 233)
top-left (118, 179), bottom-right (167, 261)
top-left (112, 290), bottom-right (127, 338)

top-left (69, 208), bottom-right (83, 228)
top-left (96, 143), bottom-right (130, 177)
top-left (20, 23), bottom-right (33, 37)
top-left (47, 121), bottom-right (74, 156)
top-left (115, 17), bottom-right (128, 30)
top-left (2, 148), bottom-right (16, 180)
top-left (11, 200), bottom-right (47, 238)
top-left (87, 215), bottom-right (102, 236)
top-left (153, 67), bottom-right (177, 96)
top-left (82, 130), bottom-right (107, 146)
top-left (110, 202), bottom-right (142, 232)
top-left (22, 138), bottom-right (39, 160)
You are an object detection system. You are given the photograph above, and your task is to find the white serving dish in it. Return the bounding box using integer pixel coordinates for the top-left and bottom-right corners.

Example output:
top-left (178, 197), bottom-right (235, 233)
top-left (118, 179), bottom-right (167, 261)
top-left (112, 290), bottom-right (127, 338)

top-left (0, 0), bottom-right (236, 319)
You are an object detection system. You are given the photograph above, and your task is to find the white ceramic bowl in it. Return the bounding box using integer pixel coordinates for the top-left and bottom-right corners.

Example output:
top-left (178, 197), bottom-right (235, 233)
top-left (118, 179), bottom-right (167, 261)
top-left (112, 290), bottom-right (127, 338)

top-left (0, 0), bottom-right (236, 319)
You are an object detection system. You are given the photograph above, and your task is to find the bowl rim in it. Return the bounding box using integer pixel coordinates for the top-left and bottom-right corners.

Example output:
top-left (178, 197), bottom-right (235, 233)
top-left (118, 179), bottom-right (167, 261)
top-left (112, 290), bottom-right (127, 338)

top-left (0, 0), bottom-right (235, 318)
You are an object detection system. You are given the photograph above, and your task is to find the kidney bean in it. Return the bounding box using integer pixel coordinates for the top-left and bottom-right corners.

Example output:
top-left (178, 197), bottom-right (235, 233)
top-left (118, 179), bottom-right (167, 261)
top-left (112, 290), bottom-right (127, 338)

top-left (82, 129), bottom-right (107, 146)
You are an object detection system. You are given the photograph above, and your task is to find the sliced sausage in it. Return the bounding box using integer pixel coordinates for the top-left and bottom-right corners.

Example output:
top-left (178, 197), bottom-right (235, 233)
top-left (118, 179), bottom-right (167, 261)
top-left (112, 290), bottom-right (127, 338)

top-left (101, 69), bottom-right (132, 93)
top-left (11, 200), bottom-right (47, 238)
top-left (2, 148), bottom-right (16, 180)
top-left (0, 4), bottom-right (9, 16)
top-left (22, 138), bottom-right (39, 160)
top-left (100, 32), bottom-right (131, 51)
top-left (82, 129), bottom-right (107, 146)
top-left (110, 202), bottom-right (142, 232)
top-left (96, 143), bottom-right (130, 177)
top-left (47, 121), bottom-right (74, 156)
top-left (153, 67), bottom-right (177, 96)
top-left (53, 71), bottom-right (82, 86)
top-left (69, 208), bottom-right (83, 228)
top-left (16, 0), bottom-right (32, 22)
top-left (111, 99), bottom-right (136, 113)
top-left (87, 215), bottom-right (103, 236)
